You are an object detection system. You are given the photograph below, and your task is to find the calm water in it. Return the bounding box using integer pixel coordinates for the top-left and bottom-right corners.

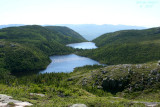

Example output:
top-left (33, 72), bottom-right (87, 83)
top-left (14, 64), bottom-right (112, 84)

top-left (40, 42), bottom-right (100, 73)
top-left (40, 54), bottom-right (100, 73)
top-left (66, 42), bottom-right (97, 49)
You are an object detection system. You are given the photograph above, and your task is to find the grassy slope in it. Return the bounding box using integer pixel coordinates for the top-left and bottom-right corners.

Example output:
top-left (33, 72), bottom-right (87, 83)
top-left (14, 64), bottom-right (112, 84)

top-left (78, 27), bottom-right (160, 64)
top-left (0, 62), bottom-right (159, 106)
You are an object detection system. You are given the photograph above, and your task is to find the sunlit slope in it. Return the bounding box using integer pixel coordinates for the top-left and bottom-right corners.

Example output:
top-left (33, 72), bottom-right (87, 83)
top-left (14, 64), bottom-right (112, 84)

top-left (45, 26), bottom-right (87, 43)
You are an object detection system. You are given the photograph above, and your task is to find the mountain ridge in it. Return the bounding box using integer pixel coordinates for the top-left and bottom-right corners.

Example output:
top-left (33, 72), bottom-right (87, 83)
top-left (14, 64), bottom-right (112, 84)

top-left (0, 24), bottom-right (147, 41)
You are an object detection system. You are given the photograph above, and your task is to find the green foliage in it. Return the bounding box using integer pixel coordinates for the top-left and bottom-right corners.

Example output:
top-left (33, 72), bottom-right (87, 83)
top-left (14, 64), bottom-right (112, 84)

top-left (0, 64), bottom-right (159, 106)
top-left (7, 102), bottom-right (16, 106)
top-left (93, 27), bottom-right (160, 47)
top-left (0, 26), bottom-right (160, 106)
top-left (79, 27), bottom-right (160, 65)
top-left (0, 25), bottom-right (86, 73)
top-left (45, 26), bottom-right (87, 43)
top-left (79, 43), bottom-right (160, 64)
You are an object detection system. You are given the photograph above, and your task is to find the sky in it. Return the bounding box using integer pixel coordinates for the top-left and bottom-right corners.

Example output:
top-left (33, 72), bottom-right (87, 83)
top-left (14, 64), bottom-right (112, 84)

top-left (0, 0), bottom-right (160, 27)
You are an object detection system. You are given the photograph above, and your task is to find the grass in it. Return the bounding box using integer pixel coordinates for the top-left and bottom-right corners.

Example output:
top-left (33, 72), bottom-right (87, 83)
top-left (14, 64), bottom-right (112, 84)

top-left (0, 83), bottom-right (146, 107)
top-left (0, 62), bottom-right (160, 106)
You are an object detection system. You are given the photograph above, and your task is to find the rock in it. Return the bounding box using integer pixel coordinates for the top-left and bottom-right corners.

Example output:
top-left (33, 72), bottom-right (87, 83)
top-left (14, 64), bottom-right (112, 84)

top-left (156, 74), bottom-right (160, 81)
top-left (146, 104), bottom-right (157, 107)
top-left (150, 69), bottom-right (158, 75)
top-left (101, 71), bottom-right (107, 74)
top-left (97, 86), bottom-right (103, 89)
top-left (133, 101), bottom-right (160, 107)
top-left (123, 64), bottom-right (132, 68)
top-left (95, 80), bottom-right (99, 85)
top-left (10, 43), bottom-right (16, 47)
top-left (91, 71), bottom-right (96, 73)
top-left (15, 102), bottom-right (33, 106)
top-left (82, 78), bottom-right (87, 86)
top-left (70, 104), bottom-right (87, 107)
top-left (0, 94), bottom-right (32, 107)
top-left (136, 64), bottom-right (142, 69)
top-left (0, 102), bottom-right (7, 107)
top-left (30, 93), bottom-right (45, 97)
top-left (145, 103), bottom-right (158, 107)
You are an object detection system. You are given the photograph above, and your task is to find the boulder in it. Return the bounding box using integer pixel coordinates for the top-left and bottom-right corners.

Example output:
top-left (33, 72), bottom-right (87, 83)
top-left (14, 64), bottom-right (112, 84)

top-left (30, 93), bottom-right (45, 97)
top-left (0, 94), bottom-right (33, 107)
top-left (70, 104), bottom-right (87, 107)
top-left (97, 86), bottom-right (103, 89)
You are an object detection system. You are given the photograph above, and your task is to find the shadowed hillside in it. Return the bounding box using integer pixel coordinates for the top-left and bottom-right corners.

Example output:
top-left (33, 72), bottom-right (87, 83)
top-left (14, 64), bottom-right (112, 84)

top-left (0, 25), bottom-right (86, 73)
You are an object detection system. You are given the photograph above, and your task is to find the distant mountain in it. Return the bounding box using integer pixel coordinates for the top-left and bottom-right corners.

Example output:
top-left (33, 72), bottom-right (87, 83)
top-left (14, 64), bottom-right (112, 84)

top-left (0, 24), bottom-right (146, 41)
top-left (56, 24), bottom-right (147, 41)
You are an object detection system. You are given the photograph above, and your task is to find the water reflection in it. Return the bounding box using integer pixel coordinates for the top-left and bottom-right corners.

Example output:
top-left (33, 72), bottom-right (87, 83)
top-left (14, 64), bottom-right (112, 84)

top-left (40, 54), bottom-right (100, 73)
top-left (66, 42), bottom-right (97, 49)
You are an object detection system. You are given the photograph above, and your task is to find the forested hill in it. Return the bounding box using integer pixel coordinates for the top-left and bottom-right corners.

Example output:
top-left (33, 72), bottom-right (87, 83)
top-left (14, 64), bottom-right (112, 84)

top-left (45, 26), bottom-right (86, 42)
top-left (0, 25), bottom-right (85, 73)
top-left (79, 27), bottom-right (160, 64)
top-left (93, 27), bottom-right (160, 47)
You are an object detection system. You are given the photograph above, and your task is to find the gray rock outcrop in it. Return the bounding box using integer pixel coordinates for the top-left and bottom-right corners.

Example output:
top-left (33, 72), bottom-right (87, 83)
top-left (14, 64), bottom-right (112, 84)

top-left (0, 94), bottom-right (32, 107)
top-left (70, 104), bottom-right (87, 107)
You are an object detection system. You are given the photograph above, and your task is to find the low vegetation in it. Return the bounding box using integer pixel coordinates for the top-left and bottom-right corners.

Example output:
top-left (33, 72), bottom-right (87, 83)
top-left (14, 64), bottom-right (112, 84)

top-left (0, 63), bottom-right (160, 106)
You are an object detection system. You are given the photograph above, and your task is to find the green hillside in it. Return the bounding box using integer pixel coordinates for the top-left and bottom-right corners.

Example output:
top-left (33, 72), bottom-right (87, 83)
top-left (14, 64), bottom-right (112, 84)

top-left (93, 27), bottom-right (160, 47)
top-left (78, 27), bottom-right (160, 64)
top-left (0, 25), bottom-right (86, 73)
top-left (0, 26), bottom-right (160, 106)
top-left (0, 63), bottom-right (159, 106)
top-left (45, 26), bottom-right (87, 43)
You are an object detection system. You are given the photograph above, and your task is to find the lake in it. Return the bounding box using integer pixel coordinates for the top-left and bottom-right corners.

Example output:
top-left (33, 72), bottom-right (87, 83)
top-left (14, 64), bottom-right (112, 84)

top-left (40, 54), bottom-right (101, 73)
top-left (40, 42), bottom-right (100, 73)
top-left (66, 42), bottom-right (97, 49)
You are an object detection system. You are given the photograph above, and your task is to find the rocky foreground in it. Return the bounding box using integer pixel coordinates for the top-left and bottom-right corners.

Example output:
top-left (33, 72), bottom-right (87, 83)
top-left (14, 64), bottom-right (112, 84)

top-left (0, 94), bottom-right (89, 107)
top-left (0, 94), bottom-right (32, 107)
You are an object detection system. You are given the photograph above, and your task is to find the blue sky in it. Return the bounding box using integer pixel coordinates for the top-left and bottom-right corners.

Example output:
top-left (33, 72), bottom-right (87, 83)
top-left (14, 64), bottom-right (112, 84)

top-left (0, 0), bottom-right (160, 27)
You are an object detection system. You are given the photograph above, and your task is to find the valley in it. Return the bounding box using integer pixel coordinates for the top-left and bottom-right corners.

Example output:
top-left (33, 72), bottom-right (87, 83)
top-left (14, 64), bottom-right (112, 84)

top-left (0, 25), bottom-right (160, 107)
top-left (40, 42), bottom-right (101, 73)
